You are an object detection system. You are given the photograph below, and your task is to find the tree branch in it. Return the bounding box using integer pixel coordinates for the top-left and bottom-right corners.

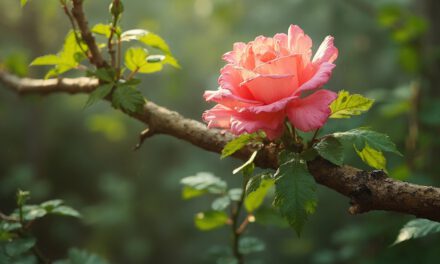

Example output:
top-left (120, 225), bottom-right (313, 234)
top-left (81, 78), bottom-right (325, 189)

top-left (1, 70), bottom-right (440, 222)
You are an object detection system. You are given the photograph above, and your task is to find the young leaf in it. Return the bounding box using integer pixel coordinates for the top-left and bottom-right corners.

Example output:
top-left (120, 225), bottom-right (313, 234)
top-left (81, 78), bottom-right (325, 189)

top-left (111, 85), bottom-right (145, 113)
top-left (333, 128), bottom-right (401, 155)
top-left (211, 196), bottom-right (231, 211)
top-left (182, 187), bottom-right (206, 200)
top-left (313, 136), bottom-right (344, 165)
top-left (85, 84), bottom-right (113, 108)
top-left (330, 90), bottom-right (374, 118)
top-left (232, 150), bottom-right (257, 175)
top-left (4, 238), bottom-right (36, 257)
top-left (30, 55), bottom-right (61, 66)
top-left (245, 174), bottom-right (274, 212)
top-left (51, 206), bottom-right (81, 218)
top-left (180, 172), bottom-right (227, 196)
top-left (228, 188), bottom-right (243, 201)
top-left (393, 219), bottom-right (440, 245)
top-left (20, 0), bottom-right (28, 7)
top-left (238, 237), bottom-right (265, 254)
top-left (125, 47), bottom-right (163, 74)
top-left (221, 133), bottom-right (258, 159)
top-left (121, 29), bottom-right (171, 54)
top-left (355, 143), bottom-right (387, 170)
top-left (194, 211), bottom-right (229, 231)
top-left (273, 152), bottom-right (317, 236)
top-left (92, 23), bottom-right (112, 38)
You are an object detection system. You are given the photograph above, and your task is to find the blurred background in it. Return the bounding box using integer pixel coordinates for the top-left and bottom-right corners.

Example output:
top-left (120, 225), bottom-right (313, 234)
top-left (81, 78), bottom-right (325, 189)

top-left (1, 0), bottom-right (440, 263)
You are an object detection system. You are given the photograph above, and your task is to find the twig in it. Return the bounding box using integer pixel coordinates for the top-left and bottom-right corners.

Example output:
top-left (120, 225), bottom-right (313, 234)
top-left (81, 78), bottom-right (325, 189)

top-left (133, 127), bottom-right (155, 150)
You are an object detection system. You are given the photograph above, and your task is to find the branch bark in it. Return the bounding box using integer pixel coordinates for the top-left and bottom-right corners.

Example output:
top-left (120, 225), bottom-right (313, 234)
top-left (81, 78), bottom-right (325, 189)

top-left (1, 69), bottom-right (440, 222)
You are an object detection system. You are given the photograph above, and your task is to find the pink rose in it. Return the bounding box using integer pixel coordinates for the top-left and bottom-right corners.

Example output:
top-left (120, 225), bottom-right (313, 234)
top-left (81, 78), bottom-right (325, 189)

top-left (203, 25), bottom-right (338, 139)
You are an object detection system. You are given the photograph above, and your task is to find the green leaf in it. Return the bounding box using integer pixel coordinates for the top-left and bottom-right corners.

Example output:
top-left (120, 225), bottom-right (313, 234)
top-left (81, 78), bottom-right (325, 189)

top-left (221, 133), bottom-right (259, 159)
top-left (40, 199), bottom-right (64, 211)
top-left (51, 206), bottom-right (81, 218)
top-left (194, 211), bottom-right (228, 231)
top-left (125, 47), bottom-right (164, 74)
top-left (239, 237), bottom-right (265, 255)
top-left (180, 172), bottom-right (227, 197)
top-left (273, 152), bottom-right (317, 236)
top-left (85, 84), bottom-right (113, 108)
top-left (121, 29), bottom-right (171, 54)
top-left (313, 136), bottom-right (344, 165)
top-left (4, 238), bottom-right (35, 257)
top-left (111, 85), bottom-right (145, 113)
top-left (393, 219), bottom-right (440, 245)
top-left (330, 90), bottom-right (374, 118)
top-left (333, 128), bottom-right (401, 155)
top-left (211, 196), bottom-right (231, 211)
top-left (254, 207), bottom-right (289, 228)
top-left (233, 151), bottom-right (257, 175)
top-left (355, 143), bottom-right (387, 170)
top-left (20, 205), bottom-right (46, 221)
top-left (228, 188), bottom-right (243, 201)
top-left (92, 23), bottom-right (112, 38)
top-left (245, 174), bottom-right (274, 212)
top-left (54, 248), bottom-right (109, 264)
top-left (93, 68), bottom-right (116, 83)
top-left (30, 55), bottom-right (61, 66)
top-left (182, 187), bottom-right (206, 200)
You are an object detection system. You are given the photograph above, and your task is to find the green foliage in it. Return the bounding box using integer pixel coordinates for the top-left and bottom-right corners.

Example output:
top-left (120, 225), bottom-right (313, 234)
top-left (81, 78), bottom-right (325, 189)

top-left (211, 196), bottom-right (231, 211)
top-left (180, 172), bottom-right (227, 199)
top-left (238, 237), bottom-right (265, 255)
top-left (330, 90), bottom-right (374, 118)
top-left (92, 24), bottom-right (113, 38)
top-left (333, 128), bottom-right (401, 170)
top-left (221, 133), bottom-right (259, 159)
top-left (194, 211), bottom-right (229, 231)
top-left (20, 0), bottom-right (28, 7)
top-left (355, 143), bottom-right (387, 170)
top-left (273, 152), bottom-right (317, 236)
top-left (393, 219), bottom-right (440, 246)
top-left (313, 136), bottom-right (344, 166)
top-left (54, 248), bottom-right (109, 264)
top-left (85, 84), bottom-right (113, 108)
top-left (244, 174), bottom-right (274, 212)
top-left (30, 31), bottom-right (88, 79)
top-left (11, 200), bottom-right (81, 221)
top-left (111, 84), bottom-right (145, 113)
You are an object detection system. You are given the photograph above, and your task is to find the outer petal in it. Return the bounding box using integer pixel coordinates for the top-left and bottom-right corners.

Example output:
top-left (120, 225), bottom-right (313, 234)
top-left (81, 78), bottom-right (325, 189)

top-left (222, 42), bottom-right (246, 63)
top-left (243, 74), bottom-right (298, 104)
top-left (254, 54), bottom-right (299, 76)
top-left (202, 104), bottom-right (233, 129)
top-left (218, 64), bottom-right (255, 99)
top-left (230, 111), bottom-right (285, 140)
top-left (237, 95), bottom-right (298, 114)
top-left (286, 89), bottom-right (337, 132)
top-left (203, 89), bottom-right (260, 109)
top-left (287, 25), bottom-right (312, 61)
top-left (312, 36), bottom-right (338, 65)
top-left (295, 62), bottom-right (335, 94)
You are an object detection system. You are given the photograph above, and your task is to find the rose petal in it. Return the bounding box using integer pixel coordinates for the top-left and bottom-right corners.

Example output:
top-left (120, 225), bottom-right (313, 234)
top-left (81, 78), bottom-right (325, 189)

top-left (243, 74), bottom-right (298, 104)
top-left (312, 36), bottom-right (338, 65)
top-left (286, 89), bottom-right (337, 132)
top-left (296, 62), bottom-right (335, 94)
top-left (287, 25), bottom-right (312, 61)
top-left (230, 111), bottom-right (285, 139)
top-left (218, 64), bottom-right (255, 99)
top-left (204, 89), bottom-right (260, 109)
top-left (203, 104), bottom-right (233, 129)
top-left (222, 42), bottom-right (246, 63)
top-left (237, 95), bottom-right (298, 114)
top-left (254, 54), bottom-right (299, 76)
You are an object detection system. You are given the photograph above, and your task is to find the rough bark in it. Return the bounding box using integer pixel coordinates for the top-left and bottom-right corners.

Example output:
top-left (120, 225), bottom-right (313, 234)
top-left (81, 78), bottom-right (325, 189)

top-left (1, 69), bottom-right (440, 222)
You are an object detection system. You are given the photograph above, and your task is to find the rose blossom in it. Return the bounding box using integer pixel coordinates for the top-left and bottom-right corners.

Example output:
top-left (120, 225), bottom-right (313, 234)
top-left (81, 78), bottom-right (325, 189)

top-left (203, 25), bottom-right (338, 139)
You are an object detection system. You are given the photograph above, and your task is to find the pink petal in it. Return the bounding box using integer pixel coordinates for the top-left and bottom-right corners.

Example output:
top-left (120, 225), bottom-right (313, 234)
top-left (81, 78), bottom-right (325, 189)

top-left (254, 54), bottom-right (299, 76)
top-left (222, 42), bottom-right (246, 63)
top-left (243, 74), bottom-right (298, 104)
top-left (203, 89), bottom-right (260, 109)
top-left (286, 89), bottom-right (337, 132)
top-left (218, 64), bottom-right (255, 99)
top-left (203, 104), bottom-right (233, 129)
top-left (296, 62), bottom-right (335, 94)
top-left (312, 36), bottom-right (338, 65)
top-left (230, 111), bottom-right (285, 139)
top-left (237, 95), bottom-right (298, 114)
top-left (287, 25), bottom-right (312, 61)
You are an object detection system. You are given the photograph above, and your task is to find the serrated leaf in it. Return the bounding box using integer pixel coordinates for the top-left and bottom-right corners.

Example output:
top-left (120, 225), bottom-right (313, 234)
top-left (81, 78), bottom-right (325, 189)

top-left (180, 172), bottom-right (227, 196)
top-left (93, 68), bottom-right (115, 83)
top-left (112, 85), bottom-right (145, 113)
top-left (239, 237), bottom-right (265, 255)
top-left (194, 211), bottom-right (228, 231)
top-left (221, 134), bottom-right (258, 159)
top-left (4, 238), bottom-right (35, 257)
top-left (30, 55), bottom-right (61, 66)
top-left (330, 90), bottom-right (374, 118)
top-left (333, 128), bottom-right (401, 155)
top-left (125, 47), bottom-right (164, 74)
top-left (355, 143), bottom-right (387, 170)
top-left (233, 151), bottom-right (257, 175)
top-left (313, 136), bottom-right (344, 165)
top-left (85, 84), bottom-right (113, 108)
top-left (273, 153), bottom-right (317, 236)
top-left (393, 219), bottom-right (440, 245)
top-left (245, 174), bottom-right (274, 212)
top-left (211, 196), bottom-right (231, 211)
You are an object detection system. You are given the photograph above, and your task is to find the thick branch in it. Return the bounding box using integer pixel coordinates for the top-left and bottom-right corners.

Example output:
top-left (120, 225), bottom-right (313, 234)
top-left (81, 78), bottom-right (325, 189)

top-left (1, 70), bottom-right (440, 222)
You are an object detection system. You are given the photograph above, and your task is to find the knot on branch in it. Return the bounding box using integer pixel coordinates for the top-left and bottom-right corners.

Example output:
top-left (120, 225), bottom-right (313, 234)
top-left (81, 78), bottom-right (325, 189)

top-left (349, 184), bottom-right (373, 215)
